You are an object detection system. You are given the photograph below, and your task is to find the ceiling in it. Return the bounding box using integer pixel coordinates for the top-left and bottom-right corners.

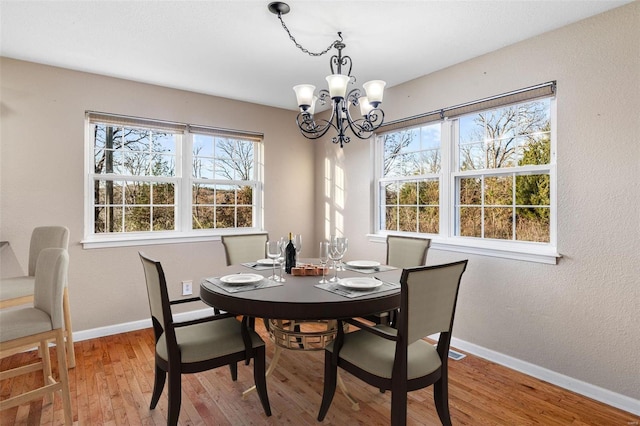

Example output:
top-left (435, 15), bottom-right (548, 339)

top-left (0, 1), bottom-right (630, 111)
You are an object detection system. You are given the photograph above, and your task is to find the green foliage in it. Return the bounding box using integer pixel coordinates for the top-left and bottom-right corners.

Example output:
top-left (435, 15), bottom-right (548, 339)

top-left (382, 100), bottom-right (552, 243)
top-left (94, 123), bottom-right (255, 233)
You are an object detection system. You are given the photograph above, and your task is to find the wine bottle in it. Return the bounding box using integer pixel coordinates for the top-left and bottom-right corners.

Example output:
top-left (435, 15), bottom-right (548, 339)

top-left (285, 232), bottom-right (296, 273)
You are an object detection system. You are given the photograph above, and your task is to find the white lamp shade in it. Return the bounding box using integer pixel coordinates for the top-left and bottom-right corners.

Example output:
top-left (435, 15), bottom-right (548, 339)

top-left (359, 96), bottom-right (374, 116)
top-left (326, 74), bottom-right (350, 99)
top-left (363, 80), bottom-right (386, 106)
top-left (308, 96), bottom-right (318, 115)
top-left (293, 84), bottom-right (316, 110)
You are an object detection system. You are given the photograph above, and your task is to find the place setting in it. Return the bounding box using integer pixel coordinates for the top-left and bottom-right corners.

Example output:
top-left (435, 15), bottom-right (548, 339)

top-left (316, 276), bottom-right (398, 298)
top-left (241, 258), bottom-right (280, 271)
top-left (343, 260), bottom-right (397, 274)
top-left (203, 272), bottom-right (283, 293)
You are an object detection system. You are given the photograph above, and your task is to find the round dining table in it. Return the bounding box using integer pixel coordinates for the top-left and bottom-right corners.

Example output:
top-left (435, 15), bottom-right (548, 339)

top-left (199, 262), bottom-right (402, 321)
top-left (199, 261), bottom-right (402, 408)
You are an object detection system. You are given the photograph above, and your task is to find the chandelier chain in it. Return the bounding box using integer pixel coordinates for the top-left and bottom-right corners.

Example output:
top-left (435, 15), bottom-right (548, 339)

top-left (276, 13), bottom-right (341, 57)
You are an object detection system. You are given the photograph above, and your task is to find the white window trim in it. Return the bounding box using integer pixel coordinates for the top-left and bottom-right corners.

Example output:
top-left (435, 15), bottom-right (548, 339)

top-left (82, 114), bottom-right (264, 249)
top-left (371, 98), bottom-right (559, 265)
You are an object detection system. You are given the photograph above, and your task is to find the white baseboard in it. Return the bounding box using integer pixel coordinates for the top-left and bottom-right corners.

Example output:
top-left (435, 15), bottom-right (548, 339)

top-left (72, 308), bottom-right (213, 342)
top-left (72, 319), bottom-right (639, 417)
top-left (448, 336), bottom-right (640, 417)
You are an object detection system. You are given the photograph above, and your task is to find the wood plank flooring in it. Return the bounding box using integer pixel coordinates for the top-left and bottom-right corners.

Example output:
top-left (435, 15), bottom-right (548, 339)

top-left (1, 322), bottom-right (637, 425)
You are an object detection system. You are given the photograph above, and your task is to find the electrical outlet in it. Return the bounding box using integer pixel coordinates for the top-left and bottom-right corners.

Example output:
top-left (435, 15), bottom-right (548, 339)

top-left (182, 280), bottom-right (193, 296)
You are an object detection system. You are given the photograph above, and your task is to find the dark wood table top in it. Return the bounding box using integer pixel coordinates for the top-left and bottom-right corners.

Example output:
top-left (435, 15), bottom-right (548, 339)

top-left (199, 263), bottom-right (401, 321)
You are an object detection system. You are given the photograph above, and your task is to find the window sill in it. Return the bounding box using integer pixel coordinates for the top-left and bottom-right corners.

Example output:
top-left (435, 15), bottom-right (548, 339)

top-left (367, 234), bottom-right (560, 265)
top-left (82, 230), bottom-right (267, 249)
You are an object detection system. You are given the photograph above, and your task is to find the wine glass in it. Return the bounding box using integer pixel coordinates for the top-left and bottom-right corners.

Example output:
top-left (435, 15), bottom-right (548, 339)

top-left (318, 241), bottom-right (330, 284)
top-left (293, 234), bottom-right (302, 265)
top-left (328, 239), bottom-right (347, 282)
top-left (334, 236), bottom-right (348, 271)
top-left (278, 237), bottom-right (286, 282)
top-left (266, 241), bottom-right (281, 282)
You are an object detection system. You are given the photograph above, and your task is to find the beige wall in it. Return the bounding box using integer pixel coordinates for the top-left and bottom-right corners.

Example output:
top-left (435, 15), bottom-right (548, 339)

top-left (314, 3), bottom-right (640, 401)
top-left (1, 1), bottom-right (638, 406)
top-left (0, 58), bottom-right (316, 328)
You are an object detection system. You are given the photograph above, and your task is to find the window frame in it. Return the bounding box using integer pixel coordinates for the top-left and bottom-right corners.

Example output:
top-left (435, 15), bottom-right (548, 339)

top-left (82, 112), bottom-right (264, 249)
top-left (371, 93), bottom-right (559, 264)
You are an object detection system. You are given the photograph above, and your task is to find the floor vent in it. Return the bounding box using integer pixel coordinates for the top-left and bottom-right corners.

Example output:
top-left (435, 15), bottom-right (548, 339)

top-left (448, 349), bottom-right (466, 361)
top-left (433, 344), bottom-right (466, 361)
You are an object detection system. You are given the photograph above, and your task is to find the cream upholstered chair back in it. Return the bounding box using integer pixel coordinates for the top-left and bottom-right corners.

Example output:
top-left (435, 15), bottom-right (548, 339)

top-left (386, 235), bottom-right (430, 269)
top-left (221, 234), bottom-right (268, 265)
top-left (402, 260), bottom-right (467, 344)
top-left (33, 248), bottom-right (69, 331)
top-left (28, 226), bottom-right (69, 277)
top-left (139, 253), bottom-right (171, 340)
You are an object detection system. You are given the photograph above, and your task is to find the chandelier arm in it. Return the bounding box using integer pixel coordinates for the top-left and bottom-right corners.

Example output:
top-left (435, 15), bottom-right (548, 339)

top-left (295, 103), bottom-right (338, 139)
top-left (346, 88), bottom-right (362, 107)
top-left (296, 117), bottom-right (336, 140)
top-left (344, 107), bottom-right (385, 139)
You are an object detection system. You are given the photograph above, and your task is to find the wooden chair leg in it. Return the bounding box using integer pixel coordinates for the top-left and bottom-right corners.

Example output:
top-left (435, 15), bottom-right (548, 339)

top-left (434, 377), bottom-right (452, 426)
top-left (167, 368), bottom-right (182, 426)
top-left (54, 329), bottom-right (73, 425)
top-left (253, 346), bottom-right (271, 416)
top-left (40, 339), bottom-right (53, 404)
top-left (317, 350), bottom-right (338, 421)
top-left (229, 362), bottom-right (238, 381)
top-left (390, 388), bottom-right (408, 426)
top-left (63, 288), bottom-right (76, 368)
top-left (150, 364), bottom-right (166, 409)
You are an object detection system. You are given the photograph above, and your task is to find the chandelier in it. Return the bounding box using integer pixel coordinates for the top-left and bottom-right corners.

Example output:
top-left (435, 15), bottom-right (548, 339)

top-left (268, 2), bottom-right (386, 148)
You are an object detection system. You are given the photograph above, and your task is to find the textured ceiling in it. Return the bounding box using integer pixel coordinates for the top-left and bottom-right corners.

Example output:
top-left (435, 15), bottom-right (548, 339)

top-left (0, 1), bottom-right (630, 110)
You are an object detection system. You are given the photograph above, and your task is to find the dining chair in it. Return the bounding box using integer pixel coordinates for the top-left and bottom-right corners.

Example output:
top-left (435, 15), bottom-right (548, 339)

top-left (317, 260), bottom-right (468, 425)
top-left (0, 226), bottom-right (75, 368)
top-left (386, 235), bottom-right (431, 268)
top-left (220, 233), bottom-right (268, 265)
top-left (364, 235), bottom-right (432, 326)
top-left (138, 252), bottom-right (271, 425)
top-left (220, 233), bottom-right (270, 320)
top-left (0, 248), bottom-right (73, 425)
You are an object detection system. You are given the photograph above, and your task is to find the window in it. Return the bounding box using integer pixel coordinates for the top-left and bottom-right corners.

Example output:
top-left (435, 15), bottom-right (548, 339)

top-left (375, 83), bottom-right (557, 263)
top-left (191, 130), bottom-right (257, 230)
top-left (380, 123), bottom-right (441, 234)
top-left (85, 113), bottom-right (263, 247)
top-left (455, 99), bottom-right (551, 243)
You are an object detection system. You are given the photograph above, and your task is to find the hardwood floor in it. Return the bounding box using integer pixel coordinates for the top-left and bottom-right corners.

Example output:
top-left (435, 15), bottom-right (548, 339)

top-left (1, 322), bottom-right (637, 425)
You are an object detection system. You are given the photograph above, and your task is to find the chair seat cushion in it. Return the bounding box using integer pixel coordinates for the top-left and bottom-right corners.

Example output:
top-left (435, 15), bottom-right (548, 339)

top-left (156, 317), bottom-right (264, 364)
top-left (0, 307), bottom-right (53, 342)
top-left (0, 276), bottom-right (35, 301)
top-left (327, 325), bottom-right (442, 379)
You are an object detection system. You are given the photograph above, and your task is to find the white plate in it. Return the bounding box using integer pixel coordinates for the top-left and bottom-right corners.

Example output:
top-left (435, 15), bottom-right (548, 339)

top-left (338, 277), bottom-right (382, 291)
top-left (256, 258), bottom-right (281, 265)
top-left (345, 260), bottom-right (381, 268)
top-left (219, 273), bottom-right (264, 285)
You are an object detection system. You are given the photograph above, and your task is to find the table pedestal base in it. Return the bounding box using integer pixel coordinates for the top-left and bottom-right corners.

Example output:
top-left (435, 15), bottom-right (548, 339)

top-left (242, 319), bottom-right (359, 411)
